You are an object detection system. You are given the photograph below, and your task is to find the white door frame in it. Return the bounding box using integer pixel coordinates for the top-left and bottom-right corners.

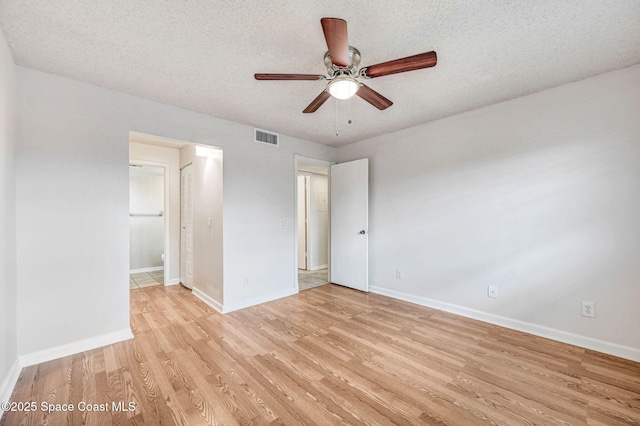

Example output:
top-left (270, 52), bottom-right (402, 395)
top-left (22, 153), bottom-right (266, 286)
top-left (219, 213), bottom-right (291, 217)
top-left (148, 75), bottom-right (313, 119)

top-left (294, 155), bottom-right (332, 292)
top-left (128, 159), bottom-right (171, 286)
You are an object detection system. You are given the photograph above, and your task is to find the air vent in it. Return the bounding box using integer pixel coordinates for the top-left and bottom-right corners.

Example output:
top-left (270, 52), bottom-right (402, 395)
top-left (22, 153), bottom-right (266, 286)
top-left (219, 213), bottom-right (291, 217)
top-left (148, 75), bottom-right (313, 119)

top-left (254, 128), bottom-right (279, 146)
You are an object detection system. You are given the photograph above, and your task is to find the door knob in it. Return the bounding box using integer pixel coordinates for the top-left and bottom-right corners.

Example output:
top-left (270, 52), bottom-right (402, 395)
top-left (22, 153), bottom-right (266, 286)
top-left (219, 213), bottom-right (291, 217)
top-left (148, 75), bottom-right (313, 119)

top-left (359, 230), bottom-right (366, 234)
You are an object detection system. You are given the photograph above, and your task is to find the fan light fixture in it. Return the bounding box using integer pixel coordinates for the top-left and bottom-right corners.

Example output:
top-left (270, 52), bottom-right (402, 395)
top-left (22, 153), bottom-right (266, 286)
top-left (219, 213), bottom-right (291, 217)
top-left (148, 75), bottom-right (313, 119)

top-left (255, 18), bottom-right (437, 114)
top-left (327, 77), bottom-right (359, 100)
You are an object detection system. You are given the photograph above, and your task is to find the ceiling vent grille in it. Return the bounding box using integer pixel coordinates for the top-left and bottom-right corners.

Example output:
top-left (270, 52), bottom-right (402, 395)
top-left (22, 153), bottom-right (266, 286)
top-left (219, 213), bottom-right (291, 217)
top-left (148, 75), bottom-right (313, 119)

top-left (254, 128), bottom-right (279, 146)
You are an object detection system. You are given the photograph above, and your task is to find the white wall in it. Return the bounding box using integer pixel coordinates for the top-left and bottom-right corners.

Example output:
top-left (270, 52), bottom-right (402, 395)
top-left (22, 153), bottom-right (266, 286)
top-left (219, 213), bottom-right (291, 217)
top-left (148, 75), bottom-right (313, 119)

top-left (129, 141), bottom-right (181, 284)
top-left (0, 27), bottom-right (18, 403)
top-left (16, 66), bottom-right (336, 358)
top-left (129, 166), bottom-right (164, 271)
top-left (338, 64), bottom-right (640, 360)
top-left (16, 74), bottom-right (133, 359)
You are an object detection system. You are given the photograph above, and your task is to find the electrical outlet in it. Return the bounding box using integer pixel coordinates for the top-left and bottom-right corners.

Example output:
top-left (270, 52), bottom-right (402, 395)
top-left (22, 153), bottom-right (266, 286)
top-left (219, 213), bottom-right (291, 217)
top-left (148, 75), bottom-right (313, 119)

top-left (243, 277), bottom-right (249, 287)
top-left (488, 285), bottom-right (498, 299)
top-left (582, 301), bottom-right (595, 318)
top-left (396, 270), bottom-right (402, 279)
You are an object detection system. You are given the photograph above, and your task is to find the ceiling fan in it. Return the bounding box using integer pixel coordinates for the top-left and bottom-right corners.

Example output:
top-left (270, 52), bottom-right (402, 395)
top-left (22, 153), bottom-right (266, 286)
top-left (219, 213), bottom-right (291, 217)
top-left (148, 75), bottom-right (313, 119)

top-left (255, 17), bottom-right (437, 113)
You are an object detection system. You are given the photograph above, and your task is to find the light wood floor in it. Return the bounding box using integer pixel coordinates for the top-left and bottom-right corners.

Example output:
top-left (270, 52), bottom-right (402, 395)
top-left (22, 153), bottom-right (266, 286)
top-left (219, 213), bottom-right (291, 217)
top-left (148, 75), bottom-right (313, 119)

top-left (3, 284), bottom-right (640, 425)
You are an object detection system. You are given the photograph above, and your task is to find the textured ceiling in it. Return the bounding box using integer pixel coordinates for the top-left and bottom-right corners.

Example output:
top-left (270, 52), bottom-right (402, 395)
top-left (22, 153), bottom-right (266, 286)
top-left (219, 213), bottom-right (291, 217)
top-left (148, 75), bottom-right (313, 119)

top-left (1, 1), bottom-right (639, 147)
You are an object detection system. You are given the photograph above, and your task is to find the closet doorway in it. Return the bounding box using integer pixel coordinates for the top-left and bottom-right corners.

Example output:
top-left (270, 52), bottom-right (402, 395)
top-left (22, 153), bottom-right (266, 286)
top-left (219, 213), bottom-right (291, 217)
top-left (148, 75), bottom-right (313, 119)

top-left (296, 159), bottom-right (330, 291)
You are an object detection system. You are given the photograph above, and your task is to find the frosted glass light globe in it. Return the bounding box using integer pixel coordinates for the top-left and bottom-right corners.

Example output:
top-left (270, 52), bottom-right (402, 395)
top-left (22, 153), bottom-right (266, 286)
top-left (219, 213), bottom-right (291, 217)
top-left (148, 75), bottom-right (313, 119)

top-left (328, 77), bottom-right (359, 100)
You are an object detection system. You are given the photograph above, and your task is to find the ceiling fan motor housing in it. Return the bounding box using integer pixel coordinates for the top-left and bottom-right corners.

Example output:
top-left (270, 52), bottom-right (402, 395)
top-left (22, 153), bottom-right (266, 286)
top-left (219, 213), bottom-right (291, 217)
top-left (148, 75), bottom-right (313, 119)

top-left (324, 46), bottom-right (361, 78)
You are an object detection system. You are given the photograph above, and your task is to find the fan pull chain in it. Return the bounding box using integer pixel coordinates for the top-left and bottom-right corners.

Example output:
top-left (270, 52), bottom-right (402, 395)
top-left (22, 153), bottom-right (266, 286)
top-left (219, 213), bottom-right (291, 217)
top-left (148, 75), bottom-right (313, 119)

top-left (335, 98), bottom-right (353, 137)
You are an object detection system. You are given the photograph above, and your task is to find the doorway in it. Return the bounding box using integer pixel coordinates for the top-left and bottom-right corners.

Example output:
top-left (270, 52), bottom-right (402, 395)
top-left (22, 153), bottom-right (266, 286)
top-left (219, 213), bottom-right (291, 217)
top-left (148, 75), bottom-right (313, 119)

top-left (296, 159), bottom-right (330, 291)
top-left (129, 163), bottom-right (166, 289)
top-left (129, 133), bottom-right (223, 302)
top-left (296, 156), bottom-right (370, 293)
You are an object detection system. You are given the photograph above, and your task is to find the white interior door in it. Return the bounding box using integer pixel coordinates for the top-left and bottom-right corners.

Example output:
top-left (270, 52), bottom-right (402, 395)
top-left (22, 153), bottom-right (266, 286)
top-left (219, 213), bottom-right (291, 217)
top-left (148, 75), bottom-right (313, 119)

top-left (330, 158), bottom-right (368, 292)
top-left (180, 165), bottom-right (194, 289)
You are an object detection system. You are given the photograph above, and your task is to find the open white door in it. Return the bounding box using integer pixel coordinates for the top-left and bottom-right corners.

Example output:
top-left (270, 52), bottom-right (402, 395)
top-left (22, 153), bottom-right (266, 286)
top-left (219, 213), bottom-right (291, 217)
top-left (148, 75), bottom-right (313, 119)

top-left (180, 164), bottom-right (194, 289)
top-left (330, 158), bottom-right (368, 292)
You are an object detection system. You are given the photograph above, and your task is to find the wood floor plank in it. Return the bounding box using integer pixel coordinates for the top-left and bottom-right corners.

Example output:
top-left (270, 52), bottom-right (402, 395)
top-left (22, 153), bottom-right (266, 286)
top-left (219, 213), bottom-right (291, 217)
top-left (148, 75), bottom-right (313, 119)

top-left (3, 284), bottom-right (640, 425)
top-left (454, 365), bottom-right (587, 424)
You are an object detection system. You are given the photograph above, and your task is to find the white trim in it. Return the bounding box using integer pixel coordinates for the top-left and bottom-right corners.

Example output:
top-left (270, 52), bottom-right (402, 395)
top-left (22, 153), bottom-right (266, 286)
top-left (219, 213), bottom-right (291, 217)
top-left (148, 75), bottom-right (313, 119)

top-left (295, 155), bottom-right (334, 167)
top-left (166, 278), bottom-right (181, 286)
top-left (0, 360), bottom-right (22, 409)
top-left (222, 288), bottom-right (297, 314)
top-left (310, 264), bottom-right (328, 271)
top-left (194, 286), bottom-right (297, 314)
top-left (192, 287), bottom-right (223, 313)
top-left (129, 266), bottom-right (164, 274)
top-left (18, 328), bottom-right (134, 367)
top-left (370, 286), bottom-right (640, 363)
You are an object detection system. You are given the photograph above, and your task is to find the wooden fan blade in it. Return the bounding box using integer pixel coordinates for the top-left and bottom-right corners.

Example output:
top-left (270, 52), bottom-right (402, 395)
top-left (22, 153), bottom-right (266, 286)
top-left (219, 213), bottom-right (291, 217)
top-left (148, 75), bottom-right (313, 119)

top-left (362, 51), bottom-right (437, 78)
top-left (321, 18), bottom-right (350, 67)
top-left (255, 73), bottom-right (325, 80)
top-left (303, 90), bottom-right (331, 113)
top-left (356, 84), bottom-right (393, 110)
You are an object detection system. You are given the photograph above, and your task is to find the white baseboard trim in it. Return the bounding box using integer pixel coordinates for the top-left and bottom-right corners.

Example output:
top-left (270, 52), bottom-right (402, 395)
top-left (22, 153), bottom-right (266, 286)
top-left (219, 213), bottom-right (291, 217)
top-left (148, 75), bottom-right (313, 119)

top-left (310, 264), bottom-right (328, 271)
top-left (222, 288), bottom-right (297, 314)
top-left (0, 360), bottom-right (22, 409)
top-left (130, 266), bottom-right (163, 274)
top-left (370, 286), bottom-right (640, 363)
top-left (192, 287), bottom-right (223, 313)
top-left (166, 278), bottom-right (181, 286)
top-left (18, 328), bottom-right (134, 368)
top-left (192, 287), bottom-right (297, 314)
